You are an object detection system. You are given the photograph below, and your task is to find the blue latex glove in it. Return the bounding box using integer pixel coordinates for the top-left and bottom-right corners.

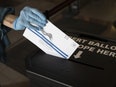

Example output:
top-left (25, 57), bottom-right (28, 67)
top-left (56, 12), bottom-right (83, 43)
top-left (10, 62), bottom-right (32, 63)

top-left (13, 6), bottom-right (47, 30)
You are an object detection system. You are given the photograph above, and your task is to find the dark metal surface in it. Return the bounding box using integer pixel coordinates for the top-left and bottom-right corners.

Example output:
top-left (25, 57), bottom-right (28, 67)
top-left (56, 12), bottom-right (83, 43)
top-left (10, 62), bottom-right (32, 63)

top-left (44, 0), bottom-right (77, 18)
top-left (25, 31), bottom-right (116, 87)
top-left (26, 49), bottom-right (116, 87)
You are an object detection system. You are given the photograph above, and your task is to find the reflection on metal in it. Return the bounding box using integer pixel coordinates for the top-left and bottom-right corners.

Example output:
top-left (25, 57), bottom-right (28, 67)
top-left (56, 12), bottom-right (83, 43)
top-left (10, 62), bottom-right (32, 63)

top-left (111, 25), bottom-right (116, 31)
top-left (102, 25), bottom-right (116, 40)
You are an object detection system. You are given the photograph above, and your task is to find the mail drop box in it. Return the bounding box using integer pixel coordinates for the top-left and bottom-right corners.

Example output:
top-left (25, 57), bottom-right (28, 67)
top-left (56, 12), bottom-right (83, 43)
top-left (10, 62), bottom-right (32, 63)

top-left (25, 32), bottom-right (116, 87)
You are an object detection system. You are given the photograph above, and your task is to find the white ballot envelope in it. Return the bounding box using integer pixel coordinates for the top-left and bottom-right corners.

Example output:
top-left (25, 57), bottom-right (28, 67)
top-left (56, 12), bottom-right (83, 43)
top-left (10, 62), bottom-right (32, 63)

top-left (23, 20), bottom-right (79, 59)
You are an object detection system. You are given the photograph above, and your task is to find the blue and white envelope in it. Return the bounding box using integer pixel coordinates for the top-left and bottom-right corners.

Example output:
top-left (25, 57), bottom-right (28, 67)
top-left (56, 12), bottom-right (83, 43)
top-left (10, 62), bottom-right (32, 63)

top-left (23, 20), bottom-right (79, 59)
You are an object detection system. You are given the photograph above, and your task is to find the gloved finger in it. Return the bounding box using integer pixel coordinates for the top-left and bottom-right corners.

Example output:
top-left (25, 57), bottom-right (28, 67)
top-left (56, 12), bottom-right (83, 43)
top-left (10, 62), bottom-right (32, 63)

top-left (28, 16), bottom-right (46, 28)
top-left (29, 25), bottom-right (42, 31)
top-left (25, 22), bottom-right (42, 31)
top-left (30, 8), bottom-right (46, 21)
top-left (28, 12), bottom-right (47, 25)
top-left (22, 6), bottom-right (47, 22)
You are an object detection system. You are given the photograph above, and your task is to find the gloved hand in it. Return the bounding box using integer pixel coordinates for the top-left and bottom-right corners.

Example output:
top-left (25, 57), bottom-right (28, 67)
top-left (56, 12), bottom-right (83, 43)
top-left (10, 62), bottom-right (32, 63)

top-left (13, 6), bottom-right (47, 30)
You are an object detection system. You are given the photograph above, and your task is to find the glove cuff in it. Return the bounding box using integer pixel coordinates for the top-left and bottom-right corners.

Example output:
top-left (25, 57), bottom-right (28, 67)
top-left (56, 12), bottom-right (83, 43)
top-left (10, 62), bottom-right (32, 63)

top-left (13, 18), bottom-right (18, 30)
top-left (13, 18), bottom-right (25, 30)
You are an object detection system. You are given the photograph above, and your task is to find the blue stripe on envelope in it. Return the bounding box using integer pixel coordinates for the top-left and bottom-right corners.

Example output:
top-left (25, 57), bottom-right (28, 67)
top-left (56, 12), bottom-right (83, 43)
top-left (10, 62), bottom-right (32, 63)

top-left (29, 28), bottom-right (68, 59)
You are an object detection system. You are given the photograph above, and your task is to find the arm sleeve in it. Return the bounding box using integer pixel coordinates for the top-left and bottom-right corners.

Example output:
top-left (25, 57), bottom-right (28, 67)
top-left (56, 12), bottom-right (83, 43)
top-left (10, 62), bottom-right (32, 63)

top-left (0, 7), bottom-right (15, 48)
top-left (0, 7), bottom-right (15, 24)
